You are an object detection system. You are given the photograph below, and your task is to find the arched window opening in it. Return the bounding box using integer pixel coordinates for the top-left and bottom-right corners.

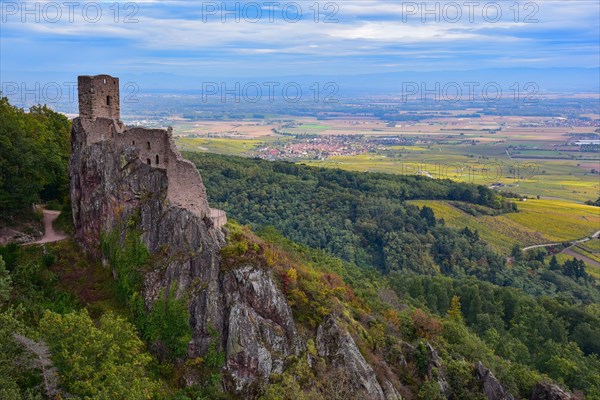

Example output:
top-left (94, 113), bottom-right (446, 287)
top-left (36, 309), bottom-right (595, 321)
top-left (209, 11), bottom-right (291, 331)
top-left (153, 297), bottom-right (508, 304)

top-left (146, 141), bottom-right (151, 150)
top-left (146, 159), bottom-right (151, 165)
top-left (155, 154), bottom-right (160, 165)
top-left (106, 96), bottom-right (111, 106)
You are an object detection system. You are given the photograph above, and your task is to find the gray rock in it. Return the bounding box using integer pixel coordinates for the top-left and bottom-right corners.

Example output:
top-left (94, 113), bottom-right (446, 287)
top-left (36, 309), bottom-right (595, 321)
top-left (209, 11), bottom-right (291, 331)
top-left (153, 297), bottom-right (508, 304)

top-left (425, 342), bottom-right (450, 397)
top-left (474, 361), bottom-right (514, 400)
top-left (223, 265), bottom-right (303, 393)
top-left (530, 382), bottom-right (574, 400)
top-left (70, 118), bottom-right (226, 358)
top-left (381, 379), bottom-right (403, 400)
top-left (316, 315), bottom-right (386, 400)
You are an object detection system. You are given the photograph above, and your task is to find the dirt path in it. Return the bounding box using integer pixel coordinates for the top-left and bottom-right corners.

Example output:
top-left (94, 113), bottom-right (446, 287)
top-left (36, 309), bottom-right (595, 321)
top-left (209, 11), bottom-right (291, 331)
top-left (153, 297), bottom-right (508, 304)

top-left (31, 210), bottom-right (67, 244)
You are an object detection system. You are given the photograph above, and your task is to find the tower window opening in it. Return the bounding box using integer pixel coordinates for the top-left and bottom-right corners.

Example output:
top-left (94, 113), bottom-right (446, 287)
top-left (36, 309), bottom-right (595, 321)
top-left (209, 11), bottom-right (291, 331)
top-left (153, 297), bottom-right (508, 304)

top-left (146, 159), bottom-right (151, 165)
top-left (106, 96), bottom-right (111, 106)
top-left (103, 78), bottom-right (106, 84)
top-left (147, 142), bottom-right (151, 150)
top-left (155, 154), bottom-right (160, 165)
top-left (132, 140), bottom-right (135, 145)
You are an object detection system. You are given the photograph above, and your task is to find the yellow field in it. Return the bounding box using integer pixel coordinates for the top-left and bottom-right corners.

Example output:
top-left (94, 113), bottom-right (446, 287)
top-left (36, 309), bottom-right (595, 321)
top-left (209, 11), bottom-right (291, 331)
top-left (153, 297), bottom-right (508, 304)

top-left (174, 137), bottom-right (268, 155)
top-left (505, 200), bottom-right (600, 243)
top-left (408, 199), bottom-right (600, 254)
top-left (306, 150), bottom-right (599, 203)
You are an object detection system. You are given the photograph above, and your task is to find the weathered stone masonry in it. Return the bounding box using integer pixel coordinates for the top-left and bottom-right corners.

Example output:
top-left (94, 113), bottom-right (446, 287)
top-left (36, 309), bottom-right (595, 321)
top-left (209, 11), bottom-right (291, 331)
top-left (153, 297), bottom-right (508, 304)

top-left (75, 74), bottom-right (226, 227)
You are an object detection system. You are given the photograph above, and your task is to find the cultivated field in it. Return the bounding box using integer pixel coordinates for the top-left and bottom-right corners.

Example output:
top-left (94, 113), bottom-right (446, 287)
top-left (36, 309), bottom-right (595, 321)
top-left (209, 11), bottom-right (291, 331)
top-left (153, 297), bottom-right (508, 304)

top-left (172, 114), bottom-right (599, 202)
top-left (175, 137), bottom-right (267, 155)
top-left (408, 199), bottom-right (600, 254)
top-left (305, 142), bottom-right (599, 202)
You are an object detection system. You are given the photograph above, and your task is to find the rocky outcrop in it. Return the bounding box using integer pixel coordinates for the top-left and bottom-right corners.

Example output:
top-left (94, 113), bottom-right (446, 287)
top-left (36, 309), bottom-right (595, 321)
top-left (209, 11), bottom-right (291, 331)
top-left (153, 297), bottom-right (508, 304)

top-left (316, 315), bottom-right (386, 400)
top-left (0, 227), bottom-right (40, 245)
top-left (422, 342), bottom-right (450, 397)
top-left (381, 379), bottom-right (403, 400)
top-left (475, 361), bottom-right (514, 400)
top-left (223, 265), bottom-right (304, 393)
top-left (70, 116), bottom-right (223, 348)
top-left (530, 382), bottom-right (574, 400)
top-left (69, 117), bottom-right (300, 396)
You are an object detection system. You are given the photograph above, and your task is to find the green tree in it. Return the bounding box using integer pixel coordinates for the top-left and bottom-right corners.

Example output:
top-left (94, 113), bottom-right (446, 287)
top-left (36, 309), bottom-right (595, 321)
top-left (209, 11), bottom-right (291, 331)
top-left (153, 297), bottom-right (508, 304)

top-left (511, 244), bottom-right (523, 261)
top-left (0, 255), bottom-right (12, 304)
top-left (448, 295), bottom-right (463, 321)
top-left (0, 98), bottom-right (71, 216)
top-left (0, 308), bottom-right (45, 399)
top-left (418, 378), bottom-right (445, 400)
top-left (420, 206), bottom-right (436, 227)
top-left (549, 255), bottom-right (560, 271)
top-left (39, 309), bottom-right (160, 399)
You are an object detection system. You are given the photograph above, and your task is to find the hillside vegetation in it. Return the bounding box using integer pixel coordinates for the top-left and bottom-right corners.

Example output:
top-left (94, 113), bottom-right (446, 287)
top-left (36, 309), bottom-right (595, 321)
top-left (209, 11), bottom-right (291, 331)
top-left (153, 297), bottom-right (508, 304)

top-left (2, 222), bottom-right (600, 398)
top-left (0, 97), bottom-right (71, 218)
top-left (190, 153), bottom-right (599, 302)
top-left (188, 152), bottom-right (516, 272)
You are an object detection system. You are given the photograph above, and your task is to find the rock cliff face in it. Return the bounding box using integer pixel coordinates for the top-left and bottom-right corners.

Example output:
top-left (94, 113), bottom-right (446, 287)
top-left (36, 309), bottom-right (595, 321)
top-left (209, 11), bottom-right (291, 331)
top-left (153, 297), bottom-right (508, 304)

top-left (530, 383), bottom-right (575, 400)
top-left (475, 361), bottom-right (514, 400)
top-left (223, 265), bottom-right (304, 392)
top-left (69, 117), bottom-right (301, 394)
top-left (316, 315), bottom-right (386, 399)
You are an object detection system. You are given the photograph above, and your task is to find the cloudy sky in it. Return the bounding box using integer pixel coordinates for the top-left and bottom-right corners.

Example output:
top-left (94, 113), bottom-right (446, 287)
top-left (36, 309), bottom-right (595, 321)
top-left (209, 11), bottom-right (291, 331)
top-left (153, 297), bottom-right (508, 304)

top-left (1, 0), bottom-right (599, 84)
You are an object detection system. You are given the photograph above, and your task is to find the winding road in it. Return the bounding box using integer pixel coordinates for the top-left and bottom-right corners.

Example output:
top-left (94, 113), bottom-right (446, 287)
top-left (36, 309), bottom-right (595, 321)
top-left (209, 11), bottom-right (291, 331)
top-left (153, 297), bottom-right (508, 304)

top-left (522, 230), bottom-right (600, 252)
top-left (522, 229), bottom-right (600, 268)
top-left (562, 248), bottom-right (600, 268)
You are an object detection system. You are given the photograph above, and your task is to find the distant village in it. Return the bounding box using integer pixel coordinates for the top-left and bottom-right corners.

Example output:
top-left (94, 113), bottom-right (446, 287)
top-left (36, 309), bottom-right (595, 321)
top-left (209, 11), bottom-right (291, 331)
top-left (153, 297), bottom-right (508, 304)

top-left (251, 135), bottom-right (414, 161)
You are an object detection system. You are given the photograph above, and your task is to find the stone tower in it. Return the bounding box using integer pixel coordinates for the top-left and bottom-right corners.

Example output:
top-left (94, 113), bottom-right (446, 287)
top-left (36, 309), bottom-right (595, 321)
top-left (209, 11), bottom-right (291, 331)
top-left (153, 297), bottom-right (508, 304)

top-left (78, 75), bottom-right (120, 121)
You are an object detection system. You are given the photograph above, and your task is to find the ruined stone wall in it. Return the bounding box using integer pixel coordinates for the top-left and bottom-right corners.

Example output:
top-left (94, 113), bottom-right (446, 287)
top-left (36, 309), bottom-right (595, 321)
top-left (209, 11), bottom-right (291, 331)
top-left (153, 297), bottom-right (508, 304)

top-left (81, 117), bottom-right (125, 144)
top-left (163, 137), bottom-right (211, 218)
top-left (75, 73), bottom-right (221, 224)
top-left (209, 208), bottom-right (227, 228)
top-left (111, 127), bottom-right (211, 218)
top-left (116, 128), bottom-right (172, 169)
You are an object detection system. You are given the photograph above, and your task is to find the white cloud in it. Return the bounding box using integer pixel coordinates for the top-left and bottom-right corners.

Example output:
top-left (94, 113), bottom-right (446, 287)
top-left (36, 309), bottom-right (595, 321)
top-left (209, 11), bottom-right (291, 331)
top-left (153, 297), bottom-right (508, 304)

top-left (1, 0), bottom-right (598, 74)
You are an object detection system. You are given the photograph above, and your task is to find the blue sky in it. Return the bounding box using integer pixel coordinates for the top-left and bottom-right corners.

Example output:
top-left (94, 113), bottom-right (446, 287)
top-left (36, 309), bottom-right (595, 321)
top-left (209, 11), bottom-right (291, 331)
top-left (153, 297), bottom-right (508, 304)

top-left (1, 0), bottom-right (599, 86)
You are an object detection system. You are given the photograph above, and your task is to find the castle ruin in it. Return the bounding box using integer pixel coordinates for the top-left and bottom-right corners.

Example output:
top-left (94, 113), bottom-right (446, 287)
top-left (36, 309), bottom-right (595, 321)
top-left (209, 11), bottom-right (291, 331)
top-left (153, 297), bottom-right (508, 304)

top-left (75, 74), bottom-right (226, 228)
